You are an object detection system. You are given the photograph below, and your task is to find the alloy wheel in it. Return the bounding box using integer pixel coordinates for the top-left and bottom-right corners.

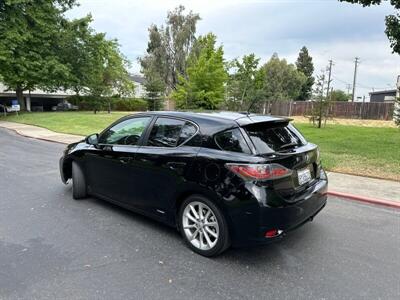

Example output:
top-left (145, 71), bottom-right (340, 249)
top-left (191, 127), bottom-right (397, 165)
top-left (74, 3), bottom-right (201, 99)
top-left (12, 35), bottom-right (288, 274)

top-left (182, 201), bottom-right (220, 251)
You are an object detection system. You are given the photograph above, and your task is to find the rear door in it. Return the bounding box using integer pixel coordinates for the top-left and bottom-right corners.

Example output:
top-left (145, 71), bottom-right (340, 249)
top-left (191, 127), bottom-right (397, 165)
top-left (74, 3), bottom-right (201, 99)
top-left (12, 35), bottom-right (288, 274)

top-left (131, 117), bottom-right (199, 217)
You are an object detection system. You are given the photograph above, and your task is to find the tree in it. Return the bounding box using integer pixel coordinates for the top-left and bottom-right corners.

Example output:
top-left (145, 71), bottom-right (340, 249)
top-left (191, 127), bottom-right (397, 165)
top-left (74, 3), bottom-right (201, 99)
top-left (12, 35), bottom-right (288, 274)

top-left (143, 68), bottom-right (165, 111)
top-left (85, 37), bottom-right (133, 98)
top-left (311, 70), bottom-right (334, 128)
top-left (226, 54), bottom-right (262, 111)
top-left (139, 5), bottom-right (201, 95)
top-left (260, 54), bottom-right (306, 113)
top-left (296, 46), bottom-right (315, 100)
top-left (172, 33), bottom-right (228, 110)
top-left (0, 0), bottom-right (77, 110)
top-left (330, 89), bottom-right (350, 101)
top-left (58, 15), bottom-right (134, 113)
top-left (339, 0), bottom-right (400, 54)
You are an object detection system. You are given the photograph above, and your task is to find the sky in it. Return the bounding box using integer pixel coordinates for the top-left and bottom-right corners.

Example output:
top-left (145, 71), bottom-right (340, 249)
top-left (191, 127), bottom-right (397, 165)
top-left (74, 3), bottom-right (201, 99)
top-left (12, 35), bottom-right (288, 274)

top-left (68, 0), bottom-right (400, 100)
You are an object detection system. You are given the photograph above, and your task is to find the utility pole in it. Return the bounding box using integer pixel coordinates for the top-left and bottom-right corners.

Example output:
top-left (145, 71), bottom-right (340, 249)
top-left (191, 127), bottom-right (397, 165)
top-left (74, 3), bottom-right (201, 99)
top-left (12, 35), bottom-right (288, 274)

top-left (326, 60), bottom-right (333, 99)
top-left (352, 57), bottom-right (360, 102)
top-left (318, 72), bottom-right (326, 129)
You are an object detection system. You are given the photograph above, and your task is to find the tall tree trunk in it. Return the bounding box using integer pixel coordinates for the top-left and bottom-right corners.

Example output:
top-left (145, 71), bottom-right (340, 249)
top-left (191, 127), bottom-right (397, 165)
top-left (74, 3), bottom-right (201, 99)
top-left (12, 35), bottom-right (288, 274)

top-left (16, 85), bottom-right (26, 111)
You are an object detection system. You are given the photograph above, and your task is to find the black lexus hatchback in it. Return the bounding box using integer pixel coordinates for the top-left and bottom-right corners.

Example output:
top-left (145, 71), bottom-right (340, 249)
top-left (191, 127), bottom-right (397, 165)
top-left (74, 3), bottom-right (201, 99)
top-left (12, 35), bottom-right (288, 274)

top-left (60, 111), bottom-right (327, 256)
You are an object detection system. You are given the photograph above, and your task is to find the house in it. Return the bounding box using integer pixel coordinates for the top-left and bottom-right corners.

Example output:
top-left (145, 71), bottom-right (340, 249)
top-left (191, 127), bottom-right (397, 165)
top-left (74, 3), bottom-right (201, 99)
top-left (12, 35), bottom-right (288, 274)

top-left (369, 89), bottom-right (397, 102)
top-left (0, 82), bottom-right (73, 111)
top-left (129, 74), bottom-right (146, 98)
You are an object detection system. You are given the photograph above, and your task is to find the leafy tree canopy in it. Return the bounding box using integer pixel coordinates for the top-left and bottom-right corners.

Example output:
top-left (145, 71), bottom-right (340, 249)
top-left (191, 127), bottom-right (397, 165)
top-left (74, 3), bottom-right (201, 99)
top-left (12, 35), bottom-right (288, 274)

top-left (226, 54), bottom-right (264, 111)
top-left (0, 0), bottom-right (133, 111)
top-left (261, 54), bottom-right (307, 101)
top-left (0, 0), bottom-right (77, 108)
top-left (172, 33), bottom-right (228, 110)
top-left (339, 0), bottom-right (400, 54)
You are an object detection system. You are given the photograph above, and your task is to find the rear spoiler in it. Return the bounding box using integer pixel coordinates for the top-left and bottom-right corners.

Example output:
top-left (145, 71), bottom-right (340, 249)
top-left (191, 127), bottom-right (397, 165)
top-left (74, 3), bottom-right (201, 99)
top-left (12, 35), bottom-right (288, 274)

top-left (236, 116), bottom-right (292, 128)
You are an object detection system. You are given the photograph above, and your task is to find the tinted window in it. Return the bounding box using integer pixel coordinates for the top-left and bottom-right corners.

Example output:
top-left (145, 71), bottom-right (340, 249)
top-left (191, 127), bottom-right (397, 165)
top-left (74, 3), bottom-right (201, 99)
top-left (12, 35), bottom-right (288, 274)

top-left (147, 117), bottom-right (185, 147)
top-left (245, 122), bottom-right (307, 153)
top-left (178, 122), bottom-right (197, 145)
top-left (215, 128), bottom-right (251, 154)
top-left (99, 117), bottom-right (151, 145)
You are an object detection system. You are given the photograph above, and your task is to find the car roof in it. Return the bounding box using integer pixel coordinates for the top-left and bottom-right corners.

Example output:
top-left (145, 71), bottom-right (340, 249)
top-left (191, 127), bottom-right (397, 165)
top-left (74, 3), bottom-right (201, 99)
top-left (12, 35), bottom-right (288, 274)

top-left (130, 111), bottom-right (291, 135)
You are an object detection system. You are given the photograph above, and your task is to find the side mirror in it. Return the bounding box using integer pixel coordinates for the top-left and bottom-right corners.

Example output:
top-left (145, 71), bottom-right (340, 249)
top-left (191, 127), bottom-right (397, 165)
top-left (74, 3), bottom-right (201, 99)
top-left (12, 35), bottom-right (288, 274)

top-left (85, 133), bottom-right (99, 145)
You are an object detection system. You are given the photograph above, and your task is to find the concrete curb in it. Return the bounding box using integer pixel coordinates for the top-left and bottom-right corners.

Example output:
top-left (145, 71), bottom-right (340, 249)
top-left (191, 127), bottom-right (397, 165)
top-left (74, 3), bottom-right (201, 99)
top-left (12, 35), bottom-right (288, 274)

top-left (328, 191), bottom-right (400, 209)
top-left (12, 130), bottom-right (71, 145)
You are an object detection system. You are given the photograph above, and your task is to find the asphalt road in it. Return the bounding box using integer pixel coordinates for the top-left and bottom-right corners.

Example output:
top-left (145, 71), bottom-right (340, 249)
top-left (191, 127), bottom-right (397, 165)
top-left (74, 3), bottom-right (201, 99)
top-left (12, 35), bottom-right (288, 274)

top-left (0, 128), bottom-right (399, 300)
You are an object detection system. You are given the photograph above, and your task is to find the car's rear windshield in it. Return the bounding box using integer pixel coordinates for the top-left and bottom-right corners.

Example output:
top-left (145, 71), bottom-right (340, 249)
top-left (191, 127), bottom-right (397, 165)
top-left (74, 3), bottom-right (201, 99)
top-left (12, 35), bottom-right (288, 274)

top-left (243, 121), bottom-right (307, 154)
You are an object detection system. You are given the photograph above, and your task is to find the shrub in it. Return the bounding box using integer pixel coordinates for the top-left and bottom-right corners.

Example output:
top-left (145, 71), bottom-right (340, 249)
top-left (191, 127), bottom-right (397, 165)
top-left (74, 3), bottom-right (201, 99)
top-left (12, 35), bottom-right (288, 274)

top-left (67, 96), bottom-right (147, 112)
top-left (113, 98), bottom-right (147, 111)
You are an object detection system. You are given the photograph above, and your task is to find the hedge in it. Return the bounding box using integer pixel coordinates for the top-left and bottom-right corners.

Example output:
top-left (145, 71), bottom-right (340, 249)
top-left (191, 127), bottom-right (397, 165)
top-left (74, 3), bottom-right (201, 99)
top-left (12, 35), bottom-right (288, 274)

top-left (67, 96), bottom-right (148, 112)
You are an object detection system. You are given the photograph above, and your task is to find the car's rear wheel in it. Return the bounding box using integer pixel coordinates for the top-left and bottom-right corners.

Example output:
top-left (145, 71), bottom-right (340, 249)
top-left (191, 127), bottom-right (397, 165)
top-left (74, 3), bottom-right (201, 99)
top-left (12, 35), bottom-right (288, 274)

top-left (72, 161), bottom-right (87, 200)
top-left (179, 195), bottom-right (230, 257)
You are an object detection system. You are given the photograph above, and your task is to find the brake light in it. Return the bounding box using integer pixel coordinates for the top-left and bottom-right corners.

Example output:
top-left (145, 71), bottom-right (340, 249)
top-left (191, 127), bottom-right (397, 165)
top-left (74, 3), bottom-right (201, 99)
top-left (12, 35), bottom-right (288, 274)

top-left (225, 163), bottom-right (292, 181)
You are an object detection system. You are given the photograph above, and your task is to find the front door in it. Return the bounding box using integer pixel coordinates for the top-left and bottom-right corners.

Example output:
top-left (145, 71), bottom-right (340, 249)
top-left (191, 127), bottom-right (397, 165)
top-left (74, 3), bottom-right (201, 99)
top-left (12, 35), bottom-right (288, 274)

top-left (85, 116), bottom-right (152, 205)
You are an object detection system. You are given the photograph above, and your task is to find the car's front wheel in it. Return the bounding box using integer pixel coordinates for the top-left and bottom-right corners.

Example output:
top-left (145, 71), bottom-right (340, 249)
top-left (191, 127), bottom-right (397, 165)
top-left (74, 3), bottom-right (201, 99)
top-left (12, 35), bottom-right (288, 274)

top-left (72, 161), bottom-right (87, 200)
top-left (179, 195), bottom-right (230, 257)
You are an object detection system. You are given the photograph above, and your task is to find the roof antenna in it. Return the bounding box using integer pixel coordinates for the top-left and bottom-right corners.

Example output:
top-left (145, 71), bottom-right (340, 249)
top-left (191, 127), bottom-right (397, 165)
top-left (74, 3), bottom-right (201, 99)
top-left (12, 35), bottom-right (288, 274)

top-left (246, 98), bottom-right (257, 115)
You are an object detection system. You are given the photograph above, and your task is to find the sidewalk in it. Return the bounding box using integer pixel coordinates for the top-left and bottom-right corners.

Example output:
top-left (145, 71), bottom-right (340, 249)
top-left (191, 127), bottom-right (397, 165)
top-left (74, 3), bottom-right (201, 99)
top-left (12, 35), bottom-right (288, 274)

top-left (1, 120), bottom-right (399, 207)
top-left (327, 172), bottom-right (400, 207)
top-left (0, 121), bottom-right (83, 144)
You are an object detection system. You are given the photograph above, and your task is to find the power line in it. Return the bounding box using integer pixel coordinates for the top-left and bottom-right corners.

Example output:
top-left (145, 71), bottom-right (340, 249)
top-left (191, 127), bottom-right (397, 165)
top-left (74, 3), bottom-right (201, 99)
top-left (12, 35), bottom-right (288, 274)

top-left (332, 75), bottom-right (350, 85)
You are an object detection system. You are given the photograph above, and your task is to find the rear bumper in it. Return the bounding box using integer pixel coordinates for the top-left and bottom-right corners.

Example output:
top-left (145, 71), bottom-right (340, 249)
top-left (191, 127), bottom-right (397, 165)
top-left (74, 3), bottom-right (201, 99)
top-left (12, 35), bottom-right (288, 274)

top-left (229, 178), bottom-right (328, 247)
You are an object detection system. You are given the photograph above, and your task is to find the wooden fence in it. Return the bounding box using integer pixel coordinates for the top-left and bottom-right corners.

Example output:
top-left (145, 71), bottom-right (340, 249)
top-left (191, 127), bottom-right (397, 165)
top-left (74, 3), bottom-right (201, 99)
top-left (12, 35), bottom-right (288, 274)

top-left (261, 101), bottom-right (395, 120)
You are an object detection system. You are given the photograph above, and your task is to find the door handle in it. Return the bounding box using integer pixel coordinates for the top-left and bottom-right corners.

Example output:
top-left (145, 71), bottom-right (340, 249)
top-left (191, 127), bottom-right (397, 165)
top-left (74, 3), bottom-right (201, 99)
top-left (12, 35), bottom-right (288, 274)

top-left (119, 157), bottom-right (132, 164)
top-left (166, 162), bottom-right (186, 170)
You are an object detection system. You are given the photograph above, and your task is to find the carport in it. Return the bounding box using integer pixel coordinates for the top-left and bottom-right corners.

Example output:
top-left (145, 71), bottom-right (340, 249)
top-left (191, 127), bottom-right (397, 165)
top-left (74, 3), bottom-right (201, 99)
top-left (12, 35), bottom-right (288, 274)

top-left (0, 83), bottom-right (72, 111)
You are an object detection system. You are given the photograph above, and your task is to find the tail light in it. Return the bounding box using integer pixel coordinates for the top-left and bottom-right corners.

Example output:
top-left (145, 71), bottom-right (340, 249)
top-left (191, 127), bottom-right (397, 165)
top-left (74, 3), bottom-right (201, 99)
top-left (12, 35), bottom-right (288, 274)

top-left (225, 163), bottom-right (292, 181)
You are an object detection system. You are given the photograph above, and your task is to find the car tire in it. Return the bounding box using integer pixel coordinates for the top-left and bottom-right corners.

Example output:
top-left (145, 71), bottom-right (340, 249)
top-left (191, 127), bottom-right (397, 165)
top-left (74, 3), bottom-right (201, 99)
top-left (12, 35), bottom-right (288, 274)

top-left (179, 195), bottom-right (230, 257)
top-left (72, 161), bottom-right (87, 200)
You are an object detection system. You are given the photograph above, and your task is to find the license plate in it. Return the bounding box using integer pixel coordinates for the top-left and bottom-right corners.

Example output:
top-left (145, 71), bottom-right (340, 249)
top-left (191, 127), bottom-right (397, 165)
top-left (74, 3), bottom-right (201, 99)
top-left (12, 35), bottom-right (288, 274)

top-left (297, 167), bottom-right (312, 185)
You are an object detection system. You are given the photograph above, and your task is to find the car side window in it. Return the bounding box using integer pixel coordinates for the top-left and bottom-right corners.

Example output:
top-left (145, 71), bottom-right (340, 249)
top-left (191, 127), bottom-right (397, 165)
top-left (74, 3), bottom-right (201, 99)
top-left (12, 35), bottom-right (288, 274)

top-left (178, 122), bottom-right (198, 145)
top-left (99, 117), bottom-right (151, 146)
top-left (215, 128), bottom-right (251, 154)
top-left (147, 117), bottom-right (186, 148)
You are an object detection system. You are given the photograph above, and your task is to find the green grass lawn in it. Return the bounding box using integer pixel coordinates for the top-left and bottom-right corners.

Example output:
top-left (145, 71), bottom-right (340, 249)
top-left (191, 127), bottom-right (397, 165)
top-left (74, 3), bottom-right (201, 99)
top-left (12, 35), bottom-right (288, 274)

top-left (1, 111), bottom-right (399, 181)
top-left (1, 111), bottom-right (131, 136)
top-left (295, 123), bottom-right (399, 181)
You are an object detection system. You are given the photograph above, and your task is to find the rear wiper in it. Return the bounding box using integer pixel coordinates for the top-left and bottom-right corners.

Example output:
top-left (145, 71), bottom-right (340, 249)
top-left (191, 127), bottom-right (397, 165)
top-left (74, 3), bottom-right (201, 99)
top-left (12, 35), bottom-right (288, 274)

top-left (279, 142), bottom-right (299, 150)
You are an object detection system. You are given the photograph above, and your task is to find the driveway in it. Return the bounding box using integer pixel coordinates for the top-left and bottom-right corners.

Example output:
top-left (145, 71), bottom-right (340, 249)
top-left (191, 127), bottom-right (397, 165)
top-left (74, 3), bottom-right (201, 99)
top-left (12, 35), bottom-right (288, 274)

top-left (0, 128), bottom-right (399, 299)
